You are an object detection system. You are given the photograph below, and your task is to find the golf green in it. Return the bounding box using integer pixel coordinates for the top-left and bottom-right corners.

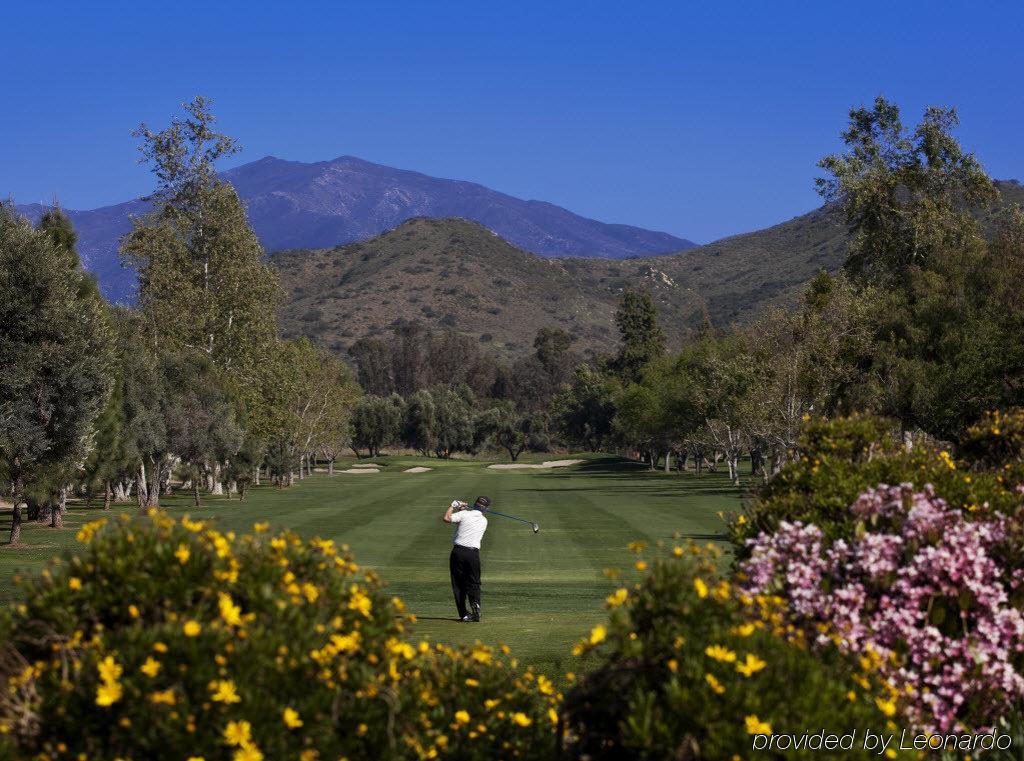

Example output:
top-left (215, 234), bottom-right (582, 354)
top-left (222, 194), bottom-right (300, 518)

top-left (0, 454), bottom-right (742, 676)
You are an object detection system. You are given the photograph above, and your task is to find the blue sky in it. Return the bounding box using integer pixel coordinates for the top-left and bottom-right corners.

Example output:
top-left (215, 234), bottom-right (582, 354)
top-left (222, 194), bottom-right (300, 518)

top-left (3, 1), bottom-right (1022, 243)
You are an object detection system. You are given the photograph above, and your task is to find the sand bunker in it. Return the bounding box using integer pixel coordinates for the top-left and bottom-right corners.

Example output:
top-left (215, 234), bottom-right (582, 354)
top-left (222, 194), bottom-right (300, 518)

top-left (403, 466), bottom-right (433, 473)
top-left (486, 459), bottom-right (584, 470)
top-left (340, 468), bottom-right (380, 474)
top-left (351, 463), bottom-right (382, 468)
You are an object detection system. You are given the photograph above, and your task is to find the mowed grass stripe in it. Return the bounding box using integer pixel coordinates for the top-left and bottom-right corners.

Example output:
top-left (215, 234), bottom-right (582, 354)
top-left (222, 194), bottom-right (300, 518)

top-left (0, 456), bottom-right (739, 676)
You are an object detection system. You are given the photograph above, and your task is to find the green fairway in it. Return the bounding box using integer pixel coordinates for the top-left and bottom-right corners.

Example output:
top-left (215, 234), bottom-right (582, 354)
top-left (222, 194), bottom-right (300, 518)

top-left (0, 455), bottom-right (741, 676)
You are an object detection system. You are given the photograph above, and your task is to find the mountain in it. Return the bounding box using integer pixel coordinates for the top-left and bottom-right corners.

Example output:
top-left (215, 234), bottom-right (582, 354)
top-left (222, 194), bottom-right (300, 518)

top-left (274, 217), bottom-right (706, 358)
top-left (276, 181), bottom-right (1024, 357)
top-left (13, 155), bottom-right (694, 302)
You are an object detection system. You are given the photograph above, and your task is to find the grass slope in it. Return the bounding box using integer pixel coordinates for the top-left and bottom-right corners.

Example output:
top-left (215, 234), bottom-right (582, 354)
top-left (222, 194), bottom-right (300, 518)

top-left (0, 455), bottom-right (740, 676)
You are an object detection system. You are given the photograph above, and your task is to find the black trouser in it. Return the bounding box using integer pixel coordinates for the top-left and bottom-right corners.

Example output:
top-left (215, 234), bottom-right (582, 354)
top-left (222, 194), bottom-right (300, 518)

top-left (449, 544), bottom-right (481, 618)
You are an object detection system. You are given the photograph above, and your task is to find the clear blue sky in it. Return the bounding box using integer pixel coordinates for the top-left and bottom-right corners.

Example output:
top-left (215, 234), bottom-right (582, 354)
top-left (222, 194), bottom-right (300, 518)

top-left (3, 1), bottom-right (1022, 243)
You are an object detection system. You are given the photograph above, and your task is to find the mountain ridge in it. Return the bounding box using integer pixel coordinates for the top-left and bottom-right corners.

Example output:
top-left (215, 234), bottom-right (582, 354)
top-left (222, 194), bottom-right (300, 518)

top-left (13, 155), bottom-right (694, 301)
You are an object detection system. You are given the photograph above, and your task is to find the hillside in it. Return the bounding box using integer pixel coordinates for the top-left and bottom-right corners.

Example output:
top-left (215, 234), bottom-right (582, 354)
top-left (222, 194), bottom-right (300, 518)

top-left (14, 155), bottom-right (693, 302)
top-left (276, 181), bottom-right (1024, 357)
top-left (274, 218), bottom-right (705, 358)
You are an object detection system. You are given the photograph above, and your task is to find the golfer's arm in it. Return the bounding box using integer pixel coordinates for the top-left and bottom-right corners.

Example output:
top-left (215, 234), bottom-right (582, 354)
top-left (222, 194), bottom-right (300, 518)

top-left (443, 504), bottom-right (454, 523)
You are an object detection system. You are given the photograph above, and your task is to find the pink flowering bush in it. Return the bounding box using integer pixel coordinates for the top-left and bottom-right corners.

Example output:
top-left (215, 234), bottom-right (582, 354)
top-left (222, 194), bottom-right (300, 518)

top-left (741, 483), bottom-right (1024, 734)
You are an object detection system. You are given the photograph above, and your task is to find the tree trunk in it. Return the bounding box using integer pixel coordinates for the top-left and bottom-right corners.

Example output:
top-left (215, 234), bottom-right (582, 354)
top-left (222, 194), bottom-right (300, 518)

top-left (9, 503), bottom-right (23, 545)
top-left (211, 462), bottom-right (224, 495)
top-left (193, 478), bottom-right (201, 507)
top-left (114, 480), bottom-right (129, 503)
top-left (103, 480), bottom-right (112, 510)
top-left (137, 464), bottom-right (148, 508)
top-left (664, 451), bottom-right (672, 473)
top-left (328, 459), bottom-right (334, 476)
top-left (50, 493), bottom-right (64, 528)
top-left (254, 465), bottom-right (261, 486)
top-left (239, 483), bottom-right (247, 502)
top-left (297, 455), bottom-right (306, 480)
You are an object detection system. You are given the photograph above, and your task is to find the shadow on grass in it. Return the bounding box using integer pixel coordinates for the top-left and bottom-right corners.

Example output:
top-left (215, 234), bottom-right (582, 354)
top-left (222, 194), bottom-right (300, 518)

top-left (414, 616), bottom-right (465, 622)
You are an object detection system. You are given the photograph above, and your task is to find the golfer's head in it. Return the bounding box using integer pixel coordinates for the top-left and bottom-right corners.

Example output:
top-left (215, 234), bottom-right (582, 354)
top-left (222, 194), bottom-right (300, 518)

top-left (474, 496), bottom-right (491, 511)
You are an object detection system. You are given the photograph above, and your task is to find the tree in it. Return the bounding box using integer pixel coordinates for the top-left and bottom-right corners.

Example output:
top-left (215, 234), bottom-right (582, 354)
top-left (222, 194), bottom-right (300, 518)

top-left (349, 337), bottom-right (394, 396)
top-left (0, 206), bottom-right (113, 543)
top-left (477, 403), bottom-right (550, 461)
top-left (611, 289), bottom-right (666, 383)
top-left (401, 390), bottom-right (436, 455)
top-left (817, 96), bottom-right (997, 282)
top-left (121, 98), bottom-right (280, 447)
top-left (552, 366), bottom-right (619, 452)
top-left (429, 386), bottom-right (475, 458)
top-left (350, 396), bottom-right (402, 458)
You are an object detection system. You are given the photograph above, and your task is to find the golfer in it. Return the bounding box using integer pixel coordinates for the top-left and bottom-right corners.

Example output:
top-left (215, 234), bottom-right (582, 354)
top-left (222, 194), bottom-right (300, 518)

top-left (443, 496), bottom-right (490, 622)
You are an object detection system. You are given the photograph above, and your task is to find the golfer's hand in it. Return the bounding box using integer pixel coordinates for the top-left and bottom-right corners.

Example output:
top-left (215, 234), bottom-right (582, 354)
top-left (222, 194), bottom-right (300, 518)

top-left (451, 500), bottom-right (462, 510)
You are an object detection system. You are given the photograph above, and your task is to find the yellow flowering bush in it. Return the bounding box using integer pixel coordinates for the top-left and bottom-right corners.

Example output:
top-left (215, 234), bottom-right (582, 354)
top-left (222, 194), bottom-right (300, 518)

top-left (0, 510), bottom-right (552, 760)
top-left (560, 544), bottom-right (908, 760)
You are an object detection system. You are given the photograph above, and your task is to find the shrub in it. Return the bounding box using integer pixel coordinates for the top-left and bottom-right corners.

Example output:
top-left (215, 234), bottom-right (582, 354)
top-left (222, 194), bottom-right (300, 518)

top-left (729, 415), bottom-right (1024, 551)
top-left (0, 510), bottom-right (554, 760)
top-left (961, 408), bottom-right (1024, 469)
top-left (741, 484), bottom-right (1024, 734)
top-left (560, 543), bottom-right (904, 760)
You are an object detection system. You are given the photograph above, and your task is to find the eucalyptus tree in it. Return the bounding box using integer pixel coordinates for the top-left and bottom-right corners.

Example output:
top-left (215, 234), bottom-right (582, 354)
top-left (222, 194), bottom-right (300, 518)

top-left (0, 206), bottom-right (113, 543)
top-left (120, 98), bottom-right (281, 473)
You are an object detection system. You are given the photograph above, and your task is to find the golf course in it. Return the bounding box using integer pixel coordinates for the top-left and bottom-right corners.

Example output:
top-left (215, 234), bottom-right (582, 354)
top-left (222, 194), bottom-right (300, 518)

top-left (1, 454), bottom-right (740, 676)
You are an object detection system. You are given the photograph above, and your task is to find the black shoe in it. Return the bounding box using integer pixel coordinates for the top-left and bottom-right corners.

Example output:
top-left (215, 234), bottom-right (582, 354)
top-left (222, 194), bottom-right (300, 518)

top-left (470, 603), bottom-right (481, 622)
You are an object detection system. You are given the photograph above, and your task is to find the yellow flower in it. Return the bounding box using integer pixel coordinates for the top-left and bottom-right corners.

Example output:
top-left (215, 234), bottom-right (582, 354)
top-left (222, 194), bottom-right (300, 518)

top-left (210, 680), bottom-right (241, 704)
top-left (282, 707), bottom-right (303, 729)
top-left (128, 604), bottom-right (140, 618)
top-left (627, 540), bottom-right (647, 553)
top-left (97, 656), bottom-right (123, 684)
top-left (218, 593), bottom-right (243, 627)
top-left (634, 560), bottom-right (647, 572)
top-left (672, 545), bottom-right (683, 557)
top-left (730, 623), bottom-right (756, 637)
top-left (153, 642), bottom-right (168, 653)
top-left (548, 707), bottom-right (559, 725)
top-left (875, 697), bottom-right (896, 717)
top-left (705, 644), bottom-right (737, 663)
top-left (253, 522), bottom-right (270, 533)
top-left (694, 578), bottom-right (709, 599)
top-left (183, 620), bottom-right (201, 637)
top-left (233, 746), bottom-right (263, 761)
top-left (605, 588), bottom-right (629, 608)
top-left (537, 675), bottom-right (555, 695)
top-left (174, 544), bottom-right (190, 564)
top-left (95, 681), bottom-right (123, 707)
top-left (68, 577), bottom-right (83, 590)
top-left (140, 657), bottom-right (161, 678)
top-left (223, 720), bottom-right (252, 746)
top-left (348, 586), bottom-right (372, 617)
top-left (745, 715), bottom-right (772, 735)
top-left (736, 653), bottom-right (767, 677)
top-left (299, 752), bottom-right (318, 761)
top-left (149, 689), bottom-right (176, 705)
top-left (454, 710), bottom-right (470, 725)
top-left (589, 625), bottom-right (607, 645)
top-left (302, 583), bottom-right (319, 604)
top-left (464, 678), bottom-right (480, 687)
top-left (511, 712), bottom-right (532, 727)
top-left (187, 757), bottom-right (206, 761)
top-left (667, 659), bottom-right (678, 673)
top-left (704, 673), bottom-right (725, 694)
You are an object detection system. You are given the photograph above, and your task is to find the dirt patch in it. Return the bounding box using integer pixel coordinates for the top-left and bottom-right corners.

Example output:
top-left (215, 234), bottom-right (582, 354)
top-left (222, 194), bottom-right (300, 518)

top-left (403, 466), bottom-right (433, 473)
top-left (486, 459), bottom-right (584, 470)
top-left (340, 468), bottom-right (380, 474)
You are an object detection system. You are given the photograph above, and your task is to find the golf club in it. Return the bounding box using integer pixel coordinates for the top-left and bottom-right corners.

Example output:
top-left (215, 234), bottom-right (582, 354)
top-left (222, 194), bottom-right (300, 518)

top-left (484, 508), bottom-right (540, 534)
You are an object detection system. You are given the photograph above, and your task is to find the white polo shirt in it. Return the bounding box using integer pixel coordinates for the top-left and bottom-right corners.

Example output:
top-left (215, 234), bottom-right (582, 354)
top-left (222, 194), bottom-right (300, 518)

top-left (451, 509), bottom-right (488, 550)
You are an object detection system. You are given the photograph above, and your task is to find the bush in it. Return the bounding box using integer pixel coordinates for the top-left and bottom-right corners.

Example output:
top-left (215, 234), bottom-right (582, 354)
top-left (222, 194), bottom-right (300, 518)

top-left (0, 511), bottom-right (554, 760)
top-left (961, 408), bottom-right (1024, 469)
top-left (741, 483), bottom-right (1024, 734)
top-left (729, 415), bottom-right (1024, 551)
top-left (560, 543), bottom-right (905, 760)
